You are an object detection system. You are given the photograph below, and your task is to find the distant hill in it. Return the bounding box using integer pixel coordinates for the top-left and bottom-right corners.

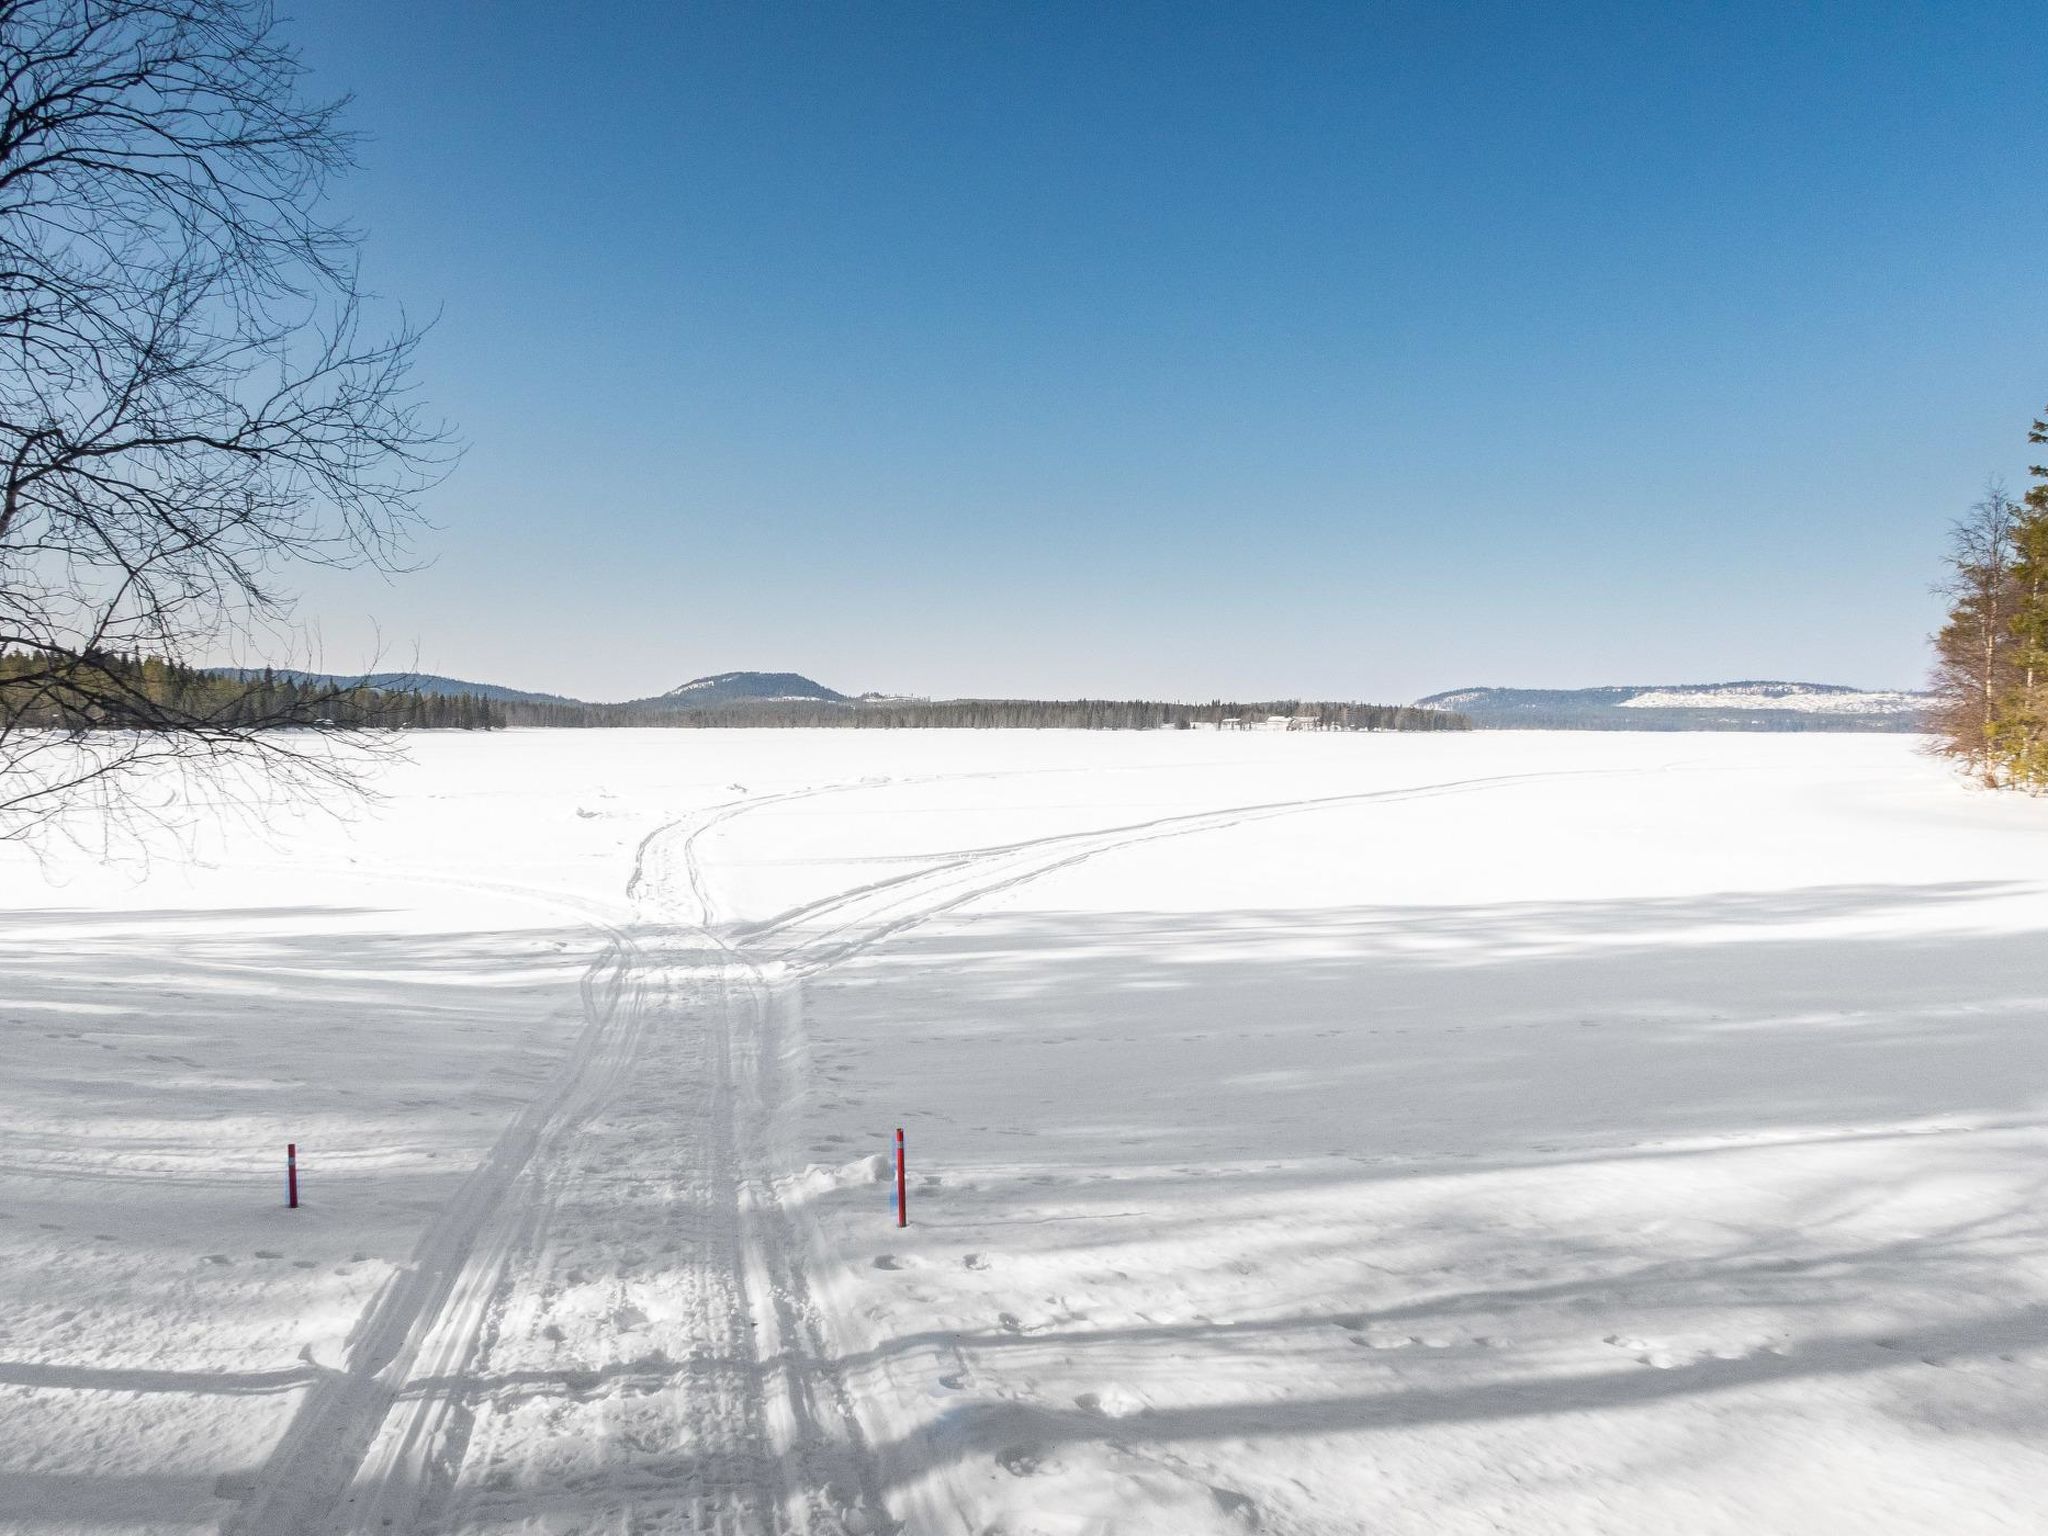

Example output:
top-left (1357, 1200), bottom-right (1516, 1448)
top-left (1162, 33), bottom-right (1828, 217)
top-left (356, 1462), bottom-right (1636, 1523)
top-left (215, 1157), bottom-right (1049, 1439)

top-left (217, 668), bottom-right (578, 705)
top-left (630, 671), bottom-right (852, 710)
top-left (1418, 681), bottom-right (1928, 732)
top-left (205, 664), bottom-right (1468, 733)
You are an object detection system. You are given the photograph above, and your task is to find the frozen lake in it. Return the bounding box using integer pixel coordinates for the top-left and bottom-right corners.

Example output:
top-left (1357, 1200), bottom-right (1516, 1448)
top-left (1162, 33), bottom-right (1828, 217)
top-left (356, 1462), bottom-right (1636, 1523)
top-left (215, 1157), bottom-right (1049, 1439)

top-left (3, 729), bottom-right (2045, 1534)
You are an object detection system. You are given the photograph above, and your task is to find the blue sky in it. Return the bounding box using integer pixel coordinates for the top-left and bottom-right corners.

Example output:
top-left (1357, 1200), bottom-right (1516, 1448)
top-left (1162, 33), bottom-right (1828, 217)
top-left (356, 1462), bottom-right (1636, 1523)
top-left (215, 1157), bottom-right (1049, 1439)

top-left (287, 1), bottom-right (2047, 701)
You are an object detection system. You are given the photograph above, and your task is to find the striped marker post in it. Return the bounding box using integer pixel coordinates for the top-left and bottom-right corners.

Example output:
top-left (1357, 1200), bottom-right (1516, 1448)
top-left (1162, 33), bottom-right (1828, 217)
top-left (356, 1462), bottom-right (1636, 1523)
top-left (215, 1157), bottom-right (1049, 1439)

top-left (287, 1143), bottom-right (299, 1209)
top-left (895, 1127), bottom-right (907, 1228)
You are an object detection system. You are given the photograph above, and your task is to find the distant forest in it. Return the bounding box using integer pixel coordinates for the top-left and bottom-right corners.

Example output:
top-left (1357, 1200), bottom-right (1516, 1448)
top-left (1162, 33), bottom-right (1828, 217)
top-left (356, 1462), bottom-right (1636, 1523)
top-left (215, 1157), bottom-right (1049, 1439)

top-left (497, 697), bottom-right (1470, 731)
top-left (0, 652), bottom-right (498, 731)
top-left (0, 653), bottom-right (1470, 734)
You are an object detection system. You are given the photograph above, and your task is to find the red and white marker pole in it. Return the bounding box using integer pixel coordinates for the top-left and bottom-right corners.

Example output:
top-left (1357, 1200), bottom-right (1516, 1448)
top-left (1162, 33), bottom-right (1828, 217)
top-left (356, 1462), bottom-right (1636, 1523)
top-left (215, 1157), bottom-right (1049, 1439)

top-left (287, 1142), bottom-right (299, 1209)
top-left (895, 1127), bottom-right (907, 1228)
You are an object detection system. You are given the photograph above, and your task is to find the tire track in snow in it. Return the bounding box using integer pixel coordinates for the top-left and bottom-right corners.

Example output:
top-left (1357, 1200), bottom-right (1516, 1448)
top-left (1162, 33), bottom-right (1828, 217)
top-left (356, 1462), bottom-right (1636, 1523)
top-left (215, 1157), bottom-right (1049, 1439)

top-left (620, 788), bottom-right (898, 1535)
top-left (403, 928), bottom-right (787, 1536)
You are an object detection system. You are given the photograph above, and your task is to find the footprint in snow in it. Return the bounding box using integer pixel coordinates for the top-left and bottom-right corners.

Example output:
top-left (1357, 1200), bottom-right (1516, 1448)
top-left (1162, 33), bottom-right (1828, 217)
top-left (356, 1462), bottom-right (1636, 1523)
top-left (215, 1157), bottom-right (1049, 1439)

top-left (872, 1255), bottom-right (902, 1271)
top-left (1605, 1333), bottom-right (1686, 1368)
top-left (998, 1312), bottom-right (1025, 1334)
top-left (961, 1253), bottom-right (989, 1271)
top-left (996, 1445), bottom-right (1046, 1477)
top-left (1211, 1486), bottom-right (1261, 1525)
top-left (1072, 1388), bottom-right (1150, 1418)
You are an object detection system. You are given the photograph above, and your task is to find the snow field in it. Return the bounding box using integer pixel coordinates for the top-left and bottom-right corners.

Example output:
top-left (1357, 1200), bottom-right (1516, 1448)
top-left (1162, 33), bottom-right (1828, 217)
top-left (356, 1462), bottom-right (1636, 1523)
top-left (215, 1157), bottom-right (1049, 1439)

top-left (2, 729), bottom-right (2045, 1533)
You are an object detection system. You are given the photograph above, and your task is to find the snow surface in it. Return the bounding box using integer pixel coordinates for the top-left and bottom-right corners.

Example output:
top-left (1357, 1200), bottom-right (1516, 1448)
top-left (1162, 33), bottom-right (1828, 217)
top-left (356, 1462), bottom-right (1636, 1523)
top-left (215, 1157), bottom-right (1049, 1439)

top-left (3, 729), bottom-right (2046, 1534)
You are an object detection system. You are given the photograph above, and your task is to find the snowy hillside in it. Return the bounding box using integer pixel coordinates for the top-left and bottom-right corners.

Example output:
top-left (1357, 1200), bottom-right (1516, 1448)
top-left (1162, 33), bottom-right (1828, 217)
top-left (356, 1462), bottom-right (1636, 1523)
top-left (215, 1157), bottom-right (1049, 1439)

top-left (1421, 680), bottom-right (1930, 730)
top-left (1617, 682), bottom-right (1926, 714)
top-left (651, 670), bottom-right (851, 705)
top-left (3, 731), bottom-right (2044, 1533)
top-left (212, 667), bottom-right (577, 705)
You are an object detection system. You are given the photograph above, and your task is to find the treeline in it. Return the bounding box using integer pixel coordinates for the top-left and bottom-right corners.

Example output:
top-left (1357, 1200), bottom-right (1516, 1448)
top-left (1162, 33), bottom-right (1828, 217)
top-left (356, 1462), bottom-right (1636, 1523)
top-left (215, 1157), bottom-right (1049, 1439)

top-left (1931, 405), bottom-right (2048, 789)
top-left (495, 697), bottom-right (1471, 731)
top-left (0, 651), bottom-right (502, 731)
top-left (2, 653), bottom-right (1470, 735)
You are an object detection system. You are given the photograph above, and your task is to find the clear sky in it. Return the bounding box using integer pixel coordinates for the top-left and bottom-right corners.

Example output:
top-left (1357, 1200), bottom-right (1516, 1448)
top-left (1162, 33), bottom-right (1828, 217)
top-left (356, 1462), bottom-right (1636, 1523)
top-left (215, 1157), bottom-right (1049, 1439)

top-left (284, 1), bottom-right (2048, 703)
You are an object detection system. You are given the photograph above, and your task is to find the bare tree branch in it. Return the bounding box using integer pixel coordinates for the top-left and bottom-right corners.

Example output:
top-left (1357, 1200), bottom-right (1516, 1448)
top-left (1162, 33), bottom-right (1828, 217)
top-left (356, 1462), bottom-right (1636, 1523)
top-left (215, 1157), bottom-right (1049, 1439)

top-left (0, 0), bottom-right (451, 845)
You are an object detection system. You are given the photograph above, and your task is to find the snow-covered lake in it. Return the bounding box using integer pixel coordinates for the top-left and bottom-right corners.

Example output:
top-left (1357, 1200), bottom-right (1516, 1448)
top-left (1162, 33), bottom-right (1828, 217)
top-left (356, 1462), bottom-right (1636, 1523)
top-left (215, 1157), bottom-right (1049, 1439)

top-left (3, 729), bottom-right (2045, 1534)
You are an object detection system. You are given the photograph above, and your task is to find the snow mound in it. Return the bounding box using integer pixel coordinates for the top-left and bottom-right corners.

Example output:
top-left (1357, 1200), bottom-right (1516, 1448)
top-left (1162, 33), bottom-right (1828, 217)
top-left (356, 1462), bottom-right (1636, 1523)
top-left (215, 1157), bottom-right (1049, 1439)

top-left (789, 1152), bottom-right (890, 1199)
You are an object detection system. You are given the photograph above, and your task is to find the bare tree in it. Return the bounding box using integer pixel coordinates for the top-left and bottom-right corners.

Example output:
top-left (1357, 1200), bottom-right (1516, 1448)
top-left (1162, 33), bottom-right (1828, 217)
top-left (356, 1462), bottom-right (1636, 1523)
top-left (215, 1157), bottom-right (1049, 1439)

top-left (1929, 482), bottom-right (2021, 783)
top-left (0, 0), bottom-right (448, 843)
top-left (1997, 410), bottom-right (2048, 788)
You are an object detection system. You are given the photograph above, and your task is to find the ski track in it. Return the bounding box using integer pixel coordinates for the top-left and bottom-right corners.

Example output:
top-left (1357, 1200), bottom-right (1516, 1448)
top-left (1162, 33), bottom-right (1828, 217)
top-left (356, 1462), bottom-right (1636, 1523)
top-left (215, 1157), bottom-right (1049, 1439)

top-left (219, 763), bottom-right (1651, 1535)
